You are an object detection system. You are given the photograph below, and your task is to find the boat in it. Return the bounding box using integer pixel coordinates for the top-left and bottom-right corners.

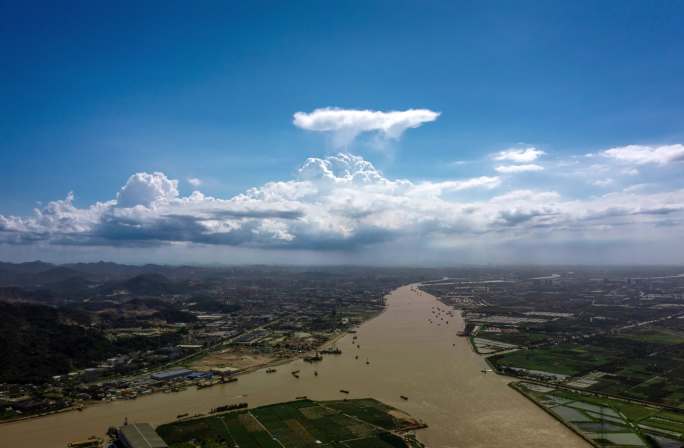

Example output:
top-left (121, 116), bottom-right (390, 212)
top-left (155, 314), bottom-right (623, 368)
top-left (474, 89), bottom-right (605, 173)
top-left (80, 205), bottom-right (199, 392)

top-left (296, 395), bottom-right (308, 400)
top-left (340, 389), bottom-right (350, 394)
top-left (177, 413), bottom-right (189, 419)
top-left (400, 395), bottom-right (408, 400)
top-left (221, 377), bottom-right (238, 384)
top-left (266, 368), bottom-right (277, 373)
top-left (210, 403), bottom-right (248, 414)
top-left (314, 371), bottom-right (318, 376)
top-left (303, 353), bottom-right (323, 363)
top-left (66, 437), bottom-right (102, 448)
top-left (197, 379), bottom-right (219, 389)
top-left (320, 347), bottom-right (342, 355)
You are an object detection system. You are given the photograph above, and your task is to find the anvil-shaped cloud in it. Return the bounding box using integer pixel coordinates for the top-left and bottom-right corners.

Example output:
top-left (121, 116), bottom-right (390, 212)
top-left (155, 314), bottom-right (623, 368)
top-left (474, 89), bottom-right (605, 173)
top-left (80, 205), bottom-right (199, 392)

top-left (293, 108), bottom-right (440, 147)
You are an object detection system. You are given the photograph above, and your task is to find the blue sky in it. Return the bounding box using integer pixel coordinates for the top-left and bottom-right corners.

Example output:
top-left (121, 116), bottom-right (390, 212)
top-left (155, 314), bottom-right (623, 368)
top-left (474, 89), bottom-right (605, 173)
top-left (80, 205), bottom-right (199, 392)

top-left (1, 1), bottom-right (684, 264)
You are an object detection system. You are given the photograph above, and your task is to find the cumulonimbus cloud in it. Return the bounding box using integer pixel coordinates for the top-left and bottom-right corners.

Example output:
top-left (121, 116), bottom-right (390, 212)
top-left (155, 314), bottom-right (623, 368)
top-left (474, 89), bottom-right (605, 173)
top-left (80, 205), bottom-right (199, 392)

top-left (495, 164), bottom-right (544, 174)
top-left (117, 172), bottom-right (179, 208)
top-left (493, 147), bottom-right (545, 163)
top-left (601, 144), bottom-right (684, 166)
top-left (1, 152), bottom-right (683, 252)
top-left (293, 107), bottom-right (440, 147)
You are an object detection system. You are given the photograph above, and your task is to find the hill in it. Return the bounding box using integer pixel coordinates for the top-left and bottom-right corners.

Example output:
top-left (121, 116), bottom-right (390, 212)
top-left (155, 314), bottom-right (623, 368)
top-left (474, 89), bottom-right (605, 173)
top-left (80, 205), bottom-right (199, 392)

top-left (0, 302), bottom-right (112, 383)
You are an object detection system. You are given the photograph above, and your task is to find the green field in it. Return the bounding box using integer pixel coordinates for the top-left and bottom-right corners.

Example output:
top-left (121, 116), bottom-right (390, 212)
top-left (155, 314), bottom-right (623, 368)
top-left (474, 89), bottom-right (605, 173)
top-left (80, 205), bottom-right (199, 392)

top-left (491, 328), bottom-right (684, 407)
top-left (156, 399), bottom-right (425, 448)
top-left (616, 327), bottom-right (684, 346)
top-left (514, 382), bottom-right (684, 447)
top-left (476, 327), bottom-right (548, 347)
top-left (491, 343), bottom-right (620, 377)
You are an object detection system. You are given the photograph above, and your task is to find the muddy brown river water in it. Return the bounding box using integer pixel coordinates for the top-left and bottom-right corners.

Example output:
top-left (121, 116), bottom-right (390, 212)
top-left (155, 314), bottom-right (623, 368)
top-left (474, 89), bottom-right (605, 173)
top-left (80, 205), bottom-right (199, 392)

top-left (0, 284), bottom-right (588, 447)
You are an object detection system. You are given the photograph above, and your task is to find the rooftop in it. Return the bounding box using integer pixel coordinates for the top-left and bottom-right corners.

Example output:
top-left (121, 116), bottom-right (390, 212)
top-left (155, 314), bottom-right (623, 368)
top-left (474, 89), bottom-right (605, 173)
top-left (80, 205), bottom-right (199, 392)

top-left (119, 423), bottom-right (168, 448)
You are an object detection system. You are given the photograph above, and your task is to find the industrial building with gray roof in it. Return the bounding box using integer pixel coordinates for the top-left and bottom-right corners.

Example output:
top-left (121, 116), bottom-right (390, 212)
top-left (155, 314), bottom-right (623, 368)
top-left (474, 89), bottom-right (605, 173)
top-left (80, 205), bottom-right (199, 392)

top-left (118, 423), bottom-right (168, 448)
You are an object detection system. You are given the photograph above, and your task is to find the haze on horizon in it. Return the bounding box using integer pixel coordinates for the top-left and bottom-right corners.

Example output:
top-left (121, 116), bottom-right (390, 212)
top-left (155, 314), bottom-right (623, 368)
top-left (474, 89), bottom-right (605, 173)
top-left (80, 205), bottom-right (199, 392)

top-left (1, 2), bottom-right (684, 265)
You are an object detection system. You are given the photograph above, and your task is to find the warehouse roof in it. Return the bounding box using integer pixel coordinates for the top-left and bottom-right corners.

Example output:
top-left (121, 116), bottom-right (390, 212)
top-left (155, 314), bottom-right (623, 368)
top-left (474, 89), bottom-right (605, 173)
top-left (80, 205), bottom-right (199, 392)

top-left (119, 423), bottom-right (168, 448)
top-left (150, 367), bottom-right (193, 381)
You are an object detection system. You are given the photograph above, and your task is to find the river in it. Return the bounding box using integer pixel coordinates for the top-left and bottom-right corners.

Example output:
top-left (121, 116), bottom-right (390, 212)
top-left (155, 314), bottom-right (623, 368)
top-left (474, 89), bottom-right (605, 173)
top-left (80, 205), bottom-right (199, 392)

top-left (0, 284), bottom-right (587, 447)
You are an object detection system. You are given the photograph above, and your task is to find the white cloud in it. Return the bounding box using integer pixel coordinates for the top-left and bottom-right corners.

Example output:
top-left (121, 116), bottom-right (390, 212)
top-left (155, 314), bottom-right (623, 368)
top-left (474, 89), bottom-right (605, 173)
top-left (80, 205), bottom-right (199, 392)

top-left (493, 147), bottom-right (545, 163)
top-left (293, 108), bottom-right (440, 147)
top-left (601, 144), bottom-right (684, 165)
top-left (1, 153), bottom-right (683, 254)
top-left (592, 178), bottom-right (614, 187)
top-left (495, 164), bottom-right (544, 174)
top-left (438, 176), bottom-right (502, 191)
top-left (117, 172), bottom-right (179, 207)
top-left (623, 183), bottom-right (654, 193)
top-left (412, 177), bottom-right (501, 195)
top-left (187, 177), bottom-right (202, 187)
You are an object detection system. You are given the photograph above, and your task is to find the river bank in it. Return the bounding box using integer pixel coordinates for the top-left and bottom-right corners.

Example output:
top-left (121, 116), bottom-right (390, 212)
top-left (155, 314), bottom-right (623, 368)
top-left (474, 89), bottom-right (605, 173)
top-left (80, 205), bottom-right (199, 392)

top-left (0, 284), bottom-right (588, 448)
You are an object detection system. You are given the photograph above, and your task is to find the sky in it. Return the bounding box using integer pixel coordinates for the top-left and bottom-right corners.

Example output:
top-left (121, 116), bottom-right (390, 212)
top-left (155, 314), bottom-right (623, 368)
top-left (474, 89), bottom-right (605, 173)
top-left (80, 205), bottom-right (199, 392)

top-left (1, 0), bottom-right (684, 265)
